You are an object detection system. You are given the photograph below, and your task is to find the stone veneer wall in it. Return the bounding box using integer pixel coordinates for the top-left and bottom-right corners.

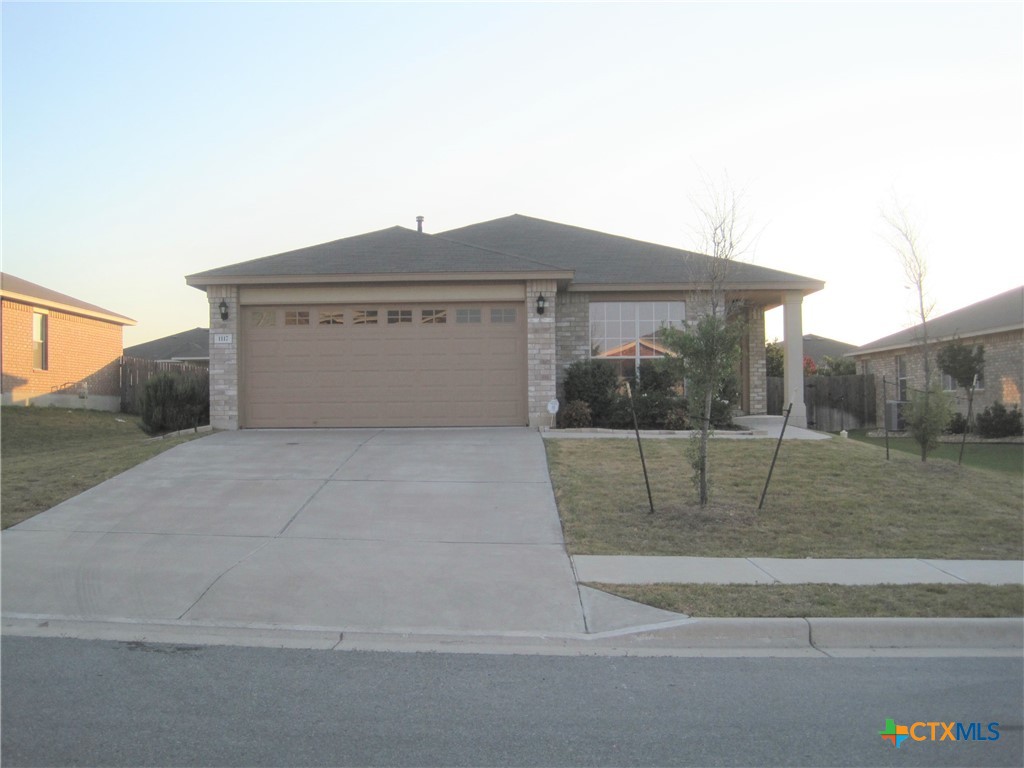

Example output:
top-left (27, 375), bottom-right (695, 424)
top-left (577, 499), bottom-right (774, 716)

top-left (207, 286), bottom-right (239, 430)
top-left (744, 304), bottom-right (767, 415)
top-left (554, 291), bottom-right (590, 397)
top-left (526, 279), bottom-right (558, 427)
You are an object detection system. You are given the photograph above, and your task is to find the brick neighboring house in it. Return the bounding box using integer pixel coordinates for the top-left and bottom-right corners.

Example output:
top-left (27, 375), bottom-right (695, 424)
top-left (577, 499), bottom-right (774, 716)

top-left (185, 214), bottom-right (824, 430)
top-left (1, 273), bottom-right (136, 412)
top-left (850, 286), bottom-right (1024, 426)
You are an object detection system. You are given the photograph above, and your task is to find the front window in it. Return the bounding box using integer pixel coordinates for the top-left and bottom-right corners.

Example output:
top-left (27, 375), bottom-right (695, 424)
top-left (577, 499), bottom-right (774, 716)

top-left (589, 301), bottom-right (685, 378)
top-left (33, 312), bottom-right (48, 370)
top-left (896, 355), bottom-right (908, 401)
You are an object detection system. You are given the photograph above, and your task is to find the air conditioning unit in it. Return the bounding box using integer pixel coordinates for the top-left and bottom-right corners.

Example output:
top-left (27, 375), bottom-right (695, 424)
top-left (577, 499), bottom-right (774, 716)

top-left (885, 401), bottom-right (906, 431)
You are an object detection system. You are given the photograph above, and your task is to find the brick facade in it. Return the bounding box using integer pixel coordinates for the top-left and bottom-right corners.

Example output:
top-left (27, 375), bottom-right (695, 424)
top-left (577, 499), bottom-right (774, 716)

top-left (857, 329), bottom-right (1024, 424)
top-left (1, 298), bottom-right (124, 410)
top-left (526, 279), bottom-right (557, 427)
top-left (206, 286), bottom-right (239, 430)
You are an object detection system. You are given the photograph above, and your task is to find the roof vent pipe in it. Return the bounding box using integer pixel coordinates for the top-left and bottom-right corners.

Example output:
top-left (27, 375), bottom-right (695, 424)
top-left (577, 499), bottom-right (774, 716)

top-left (416, 216), bottom-right (424, 233)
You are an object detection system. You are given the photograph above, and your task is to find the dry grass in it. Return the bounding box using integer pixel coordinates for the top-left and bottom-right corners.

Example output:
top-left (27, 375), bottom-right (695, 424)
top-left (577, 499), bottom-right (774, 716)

top-left (545, 437), bottom-right (1023, 559)
top-left (589, 582), bottom-right (1024, 618)
top-left (1, 407), bottom-right (207, 529)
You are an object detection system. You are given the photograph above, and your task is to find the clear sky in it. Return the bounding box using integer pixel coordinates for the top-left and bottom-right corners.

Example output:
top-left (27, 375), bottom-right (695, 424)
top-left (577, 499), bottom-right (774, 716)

top-left (3, 1), bottom-right (1022, 348)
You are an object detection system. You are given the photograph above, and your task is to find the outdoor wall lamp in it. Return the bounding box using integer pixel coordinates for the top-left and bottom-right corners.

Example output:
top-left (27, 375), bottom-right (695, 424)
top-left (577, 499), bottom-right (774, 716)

top-left (219, 300), bottom-right (229, 321)
top-left (536, 293), bottom-right (546, 315)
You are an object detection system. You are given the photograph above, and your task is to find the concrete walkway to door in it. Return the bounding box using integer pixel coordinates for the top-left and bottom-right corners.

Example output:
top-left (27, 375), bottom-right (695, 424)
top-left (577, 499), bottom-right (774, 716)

top-left (2, 428), bottom-right (678, 641)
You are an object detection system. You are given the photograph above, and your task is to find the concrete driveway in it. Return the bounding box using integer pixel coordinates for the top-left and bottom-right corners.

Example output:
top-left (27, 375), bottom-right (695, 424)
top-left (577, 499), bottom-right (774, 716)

top-left (2, 428), bottom-right (677, 640)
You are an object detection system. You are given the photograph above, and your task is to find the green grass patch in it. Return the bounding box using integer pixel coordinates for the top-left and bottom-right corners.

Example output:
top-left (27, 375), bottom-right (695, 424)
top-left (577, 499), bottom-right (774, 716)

top-left (1, 406), bottom-right (208, 529)
top-left (589, 583), bottom-right (1024, 618)
top-left (846, 430), bottom-right (1023, 476)
top-left (544, 437), bottom-right (1023, 559)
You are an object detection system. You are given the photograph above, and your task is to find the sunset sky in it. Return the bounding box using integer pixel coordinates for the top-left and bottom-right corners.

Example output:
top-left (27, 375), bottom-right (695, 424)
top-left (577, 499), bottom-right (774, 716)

top-left (3, 1), bottom-right (1021, 347)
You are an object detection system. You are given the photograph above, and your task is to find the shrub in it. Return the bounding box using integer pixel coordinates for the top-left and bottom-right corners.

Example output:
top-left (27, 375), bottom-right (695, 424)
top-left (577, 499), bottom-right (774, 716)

top-left (559, 400), bottom-right (592, 429)
top-left (562, 360), bottom-right (619, 427)
top-left (636, 359), bottom-right (679, 395)
top-left (946, 412), bottom-right (970, 435)
top-left (975, 401), bottom-right (1024, 439)
top-left (904, 384), bottom-right (953, 458)
top-left (140, 372), bottom-right (210, 434)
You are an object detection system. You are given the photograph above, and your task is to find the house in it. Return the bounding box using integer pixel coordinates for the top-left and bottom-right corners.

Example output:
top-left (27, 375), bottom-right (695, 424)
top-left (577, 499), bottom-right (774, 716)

top-left (185, 214), bottom-right (824, 430)
top-left (803, 334), bottom-right (857, 368)
top-left (850, 286), bottom-right (1024, 424)
top-left (1, 273), bottom-right (136, 411)
top-left (124, 327), bottom-right (210, 366)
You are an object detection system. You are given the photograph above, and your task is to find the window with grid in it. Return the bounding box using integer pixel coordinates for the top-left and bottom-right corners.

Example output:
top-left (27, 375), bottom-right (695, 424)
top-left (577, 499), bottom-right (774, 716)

top-left (285, 311), bottom-right (310, 326)
top-left (456, 308), bottom-right (481, 324)
top-left (318, 311), bottom-right (344, 325)
top-left (353, 310), bottom-right (378, 325)
top-left (421, 309), bottom-right (447, 324)
top-left (490, 308), bottom-right (517, 324)
top-left (387, 309), bottom-right (412, 324)
top-left (589, 301), bottom-right (685, 378)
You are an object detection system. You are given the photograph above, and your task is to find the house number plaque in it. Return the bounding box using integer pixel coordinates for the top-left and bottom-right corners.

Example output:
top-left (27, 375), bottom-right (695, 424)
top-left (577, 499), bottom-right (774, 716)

top-left (214, 334), bottom-right (233, 344)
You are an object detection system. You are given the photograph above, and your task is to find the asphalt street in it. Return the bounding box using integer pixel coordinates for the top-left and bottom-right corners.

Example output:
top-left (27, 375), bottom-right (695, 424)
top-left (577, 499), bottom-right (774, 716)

top-left (2, 637), bottom-right (1021, 767)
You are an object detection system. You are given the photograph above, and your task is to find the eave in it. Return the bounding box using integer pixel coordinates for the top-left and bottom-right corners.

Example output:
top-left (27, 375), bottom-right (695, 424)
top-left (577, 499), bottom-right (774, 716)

top-left (0, 288), bottom-right (137, 326)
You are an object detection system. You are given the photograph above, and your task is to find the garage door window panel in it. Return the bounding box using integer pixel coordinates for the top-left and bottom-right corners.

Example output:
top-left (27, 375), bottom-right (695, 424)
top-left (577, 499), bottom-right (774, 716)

top-left (387, 309), bottom-right (413, 324)
top-left (421, 309), bottom-right (447, 324)
top-left (353, 310), bottom-right (379, 325)
top-left (456, 308), bottom-right (481, 324)
top-left (251, 310), bottom-right (277, 328)
top-left (318, 311), bottom-right (344, 325)
top-left (490, 308), bottom-right (517, 324)
top-left (285, 311), bottom-right (310, 326)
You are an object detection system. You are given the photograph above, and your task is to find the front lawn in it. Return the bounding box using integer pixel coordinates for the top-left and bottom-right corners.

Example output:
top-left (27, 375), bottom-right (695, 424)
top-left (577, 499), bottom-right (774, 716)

top-left (1, 407), bottom-right (207, 529)
top-left (544, 437), bottom-right (1023, 559)
top-left (847, 429), bottom-right (1023, 475)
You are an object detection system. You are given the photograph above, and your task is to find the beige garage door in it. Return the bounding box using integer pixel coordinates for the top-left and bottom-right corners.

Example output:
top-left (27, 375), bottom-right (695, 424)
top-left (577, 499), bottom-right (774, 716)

top-left (242, 303), bottom-right (527, 428)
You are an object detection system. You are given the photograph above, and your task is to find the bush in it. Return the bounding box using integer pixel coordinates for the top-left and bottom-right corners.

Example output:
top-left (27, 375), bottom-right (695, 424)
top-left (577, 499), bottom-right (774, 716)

top-left (975, 401), bottom-right (1024, 439)
top-left (946, 412), bottom-right (970, 435)
top-left (904, 384), bottom-right (953, 457)
top-left (140, 372), bottom-right (210, 434)
top-left (562, 360), bottom-right (619, 427)
top-left (636, 359), bottom-right (678, 395)
top-left (559, 400), bottom-right (592, 429)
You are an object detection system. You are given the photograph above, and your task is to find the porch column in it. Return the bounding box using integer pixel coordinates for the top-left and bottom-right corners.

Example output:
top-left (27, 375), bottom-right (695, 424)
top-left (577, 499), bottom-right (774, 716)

top-left (526, 279), bottom-right (557, 429)
top-left (782, 290), bottom-right (808, 428)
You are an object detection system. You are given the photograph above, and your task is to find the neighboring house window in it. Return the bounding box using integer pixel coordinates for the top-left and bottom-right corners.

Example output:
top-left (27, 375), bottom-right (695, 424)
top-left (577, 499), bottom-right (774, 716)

top-left (33, 312), bottom-right (48, 370)
top-left (589, 301), bottom-right (685, 378)
top-left (895, 355), bottom-right (908, 401)
top-left (943, 369), bottom-right (984, 391)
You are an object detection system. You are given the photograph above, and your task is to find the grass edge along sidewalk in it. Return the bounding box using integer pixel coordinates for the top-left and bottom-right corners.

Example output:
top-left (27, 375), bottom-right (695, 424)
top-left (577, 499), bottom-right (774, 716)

top-left (1, 407), bottom-right (208, 530)
top-left (586, 582), bottom-right (1024, 619)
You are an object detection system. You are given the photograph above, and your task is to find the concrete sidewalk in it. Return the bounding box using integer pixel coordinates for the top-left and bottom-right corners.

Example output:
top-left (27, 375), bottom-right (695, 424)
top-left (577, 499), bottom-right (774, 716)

top-left (573, 556), bottom-right (1024, 586)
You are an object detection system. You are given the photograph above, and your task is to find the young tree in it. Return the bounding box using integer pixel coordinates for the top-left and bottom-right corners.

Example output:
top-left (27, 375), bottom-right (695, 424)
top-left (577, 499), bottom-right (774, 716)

top-left (662, 177), bottom-right (749, 506)
top-left (882, 199), bottom-right (940, 461)
top-left (937, 337), bottom-right (985, 464)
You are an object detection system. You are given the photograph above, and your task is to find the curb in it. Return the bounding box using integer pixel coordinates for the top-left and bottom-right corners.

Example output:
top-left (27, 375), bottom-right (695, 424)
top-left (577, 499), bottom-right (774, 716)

top-left (4, 616), bottom-right (1021, 657)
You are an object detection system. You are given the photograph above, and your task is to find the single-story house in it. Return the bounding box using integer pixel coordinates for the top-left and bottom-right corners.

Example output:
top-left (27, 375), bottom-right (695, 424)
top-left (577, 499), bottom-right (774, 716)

top-left (124, 327), bottom-right (210, 366)
top-left (802, 334), bottom-right (857, 367)
top-left (850, 286), bottom-right (1024, 425)
top-left (185, 215), bottom-right (824, 430)
top-left (1, 272), bottom-right (136, 411)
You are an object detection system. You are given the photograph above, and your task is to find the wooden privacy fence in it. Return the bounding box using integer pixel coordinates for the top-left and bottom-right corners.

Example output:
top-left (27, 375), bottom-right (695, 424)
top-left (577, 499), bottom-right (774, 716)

top-left (767, 374), bottom-right (876, 431)
top-left (120, 356), bottom-right (209, 414)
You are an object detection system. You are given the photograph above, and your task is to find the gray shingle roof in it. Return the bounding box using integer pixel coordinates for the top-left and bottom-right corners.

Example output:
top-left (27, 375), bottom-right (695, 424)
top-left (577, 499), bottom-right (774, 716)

top-left (0, 272), bottom-right (135, 325)
top-left (187, 226), bottom-right (568, 283)
top-left (124, 327), bottom-right (210, 361)
top-left (440, 214), bottom-right (823, 288)
top-left (853, 286), bottom-right (1024, 354)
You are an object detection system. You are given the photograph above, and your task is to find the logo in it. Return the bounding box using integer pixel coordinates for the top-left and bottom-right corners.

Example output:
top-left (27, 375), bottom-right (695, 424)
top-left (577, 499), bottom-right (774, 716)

top-left (879, 718), bottom-right (1000, 748)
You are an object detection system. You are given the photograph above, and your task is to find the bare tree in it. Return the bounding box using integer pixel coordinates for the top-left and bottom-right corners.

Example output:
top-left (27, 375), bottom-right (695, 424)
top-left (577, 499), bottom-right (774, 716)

top-left (881, 198), bottom-right (947, 460)
top-left (663, 176), bottom-right (749, 506)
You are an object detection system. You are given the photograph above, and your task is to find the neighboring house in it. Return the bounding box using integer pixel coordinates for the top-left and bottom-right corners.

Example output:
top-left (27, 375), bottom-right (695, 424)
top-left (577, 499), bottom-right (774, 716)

top-left (850, 286), bottom-right (1024, 425)
top-left (803, 334), bottom-right (857, 367)
top-left (124, 327), bottom-right (210, 366)
top-left (1, 273), bottom-right (136, 411)
top-left (185, 214), bottom-right (824, 430)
